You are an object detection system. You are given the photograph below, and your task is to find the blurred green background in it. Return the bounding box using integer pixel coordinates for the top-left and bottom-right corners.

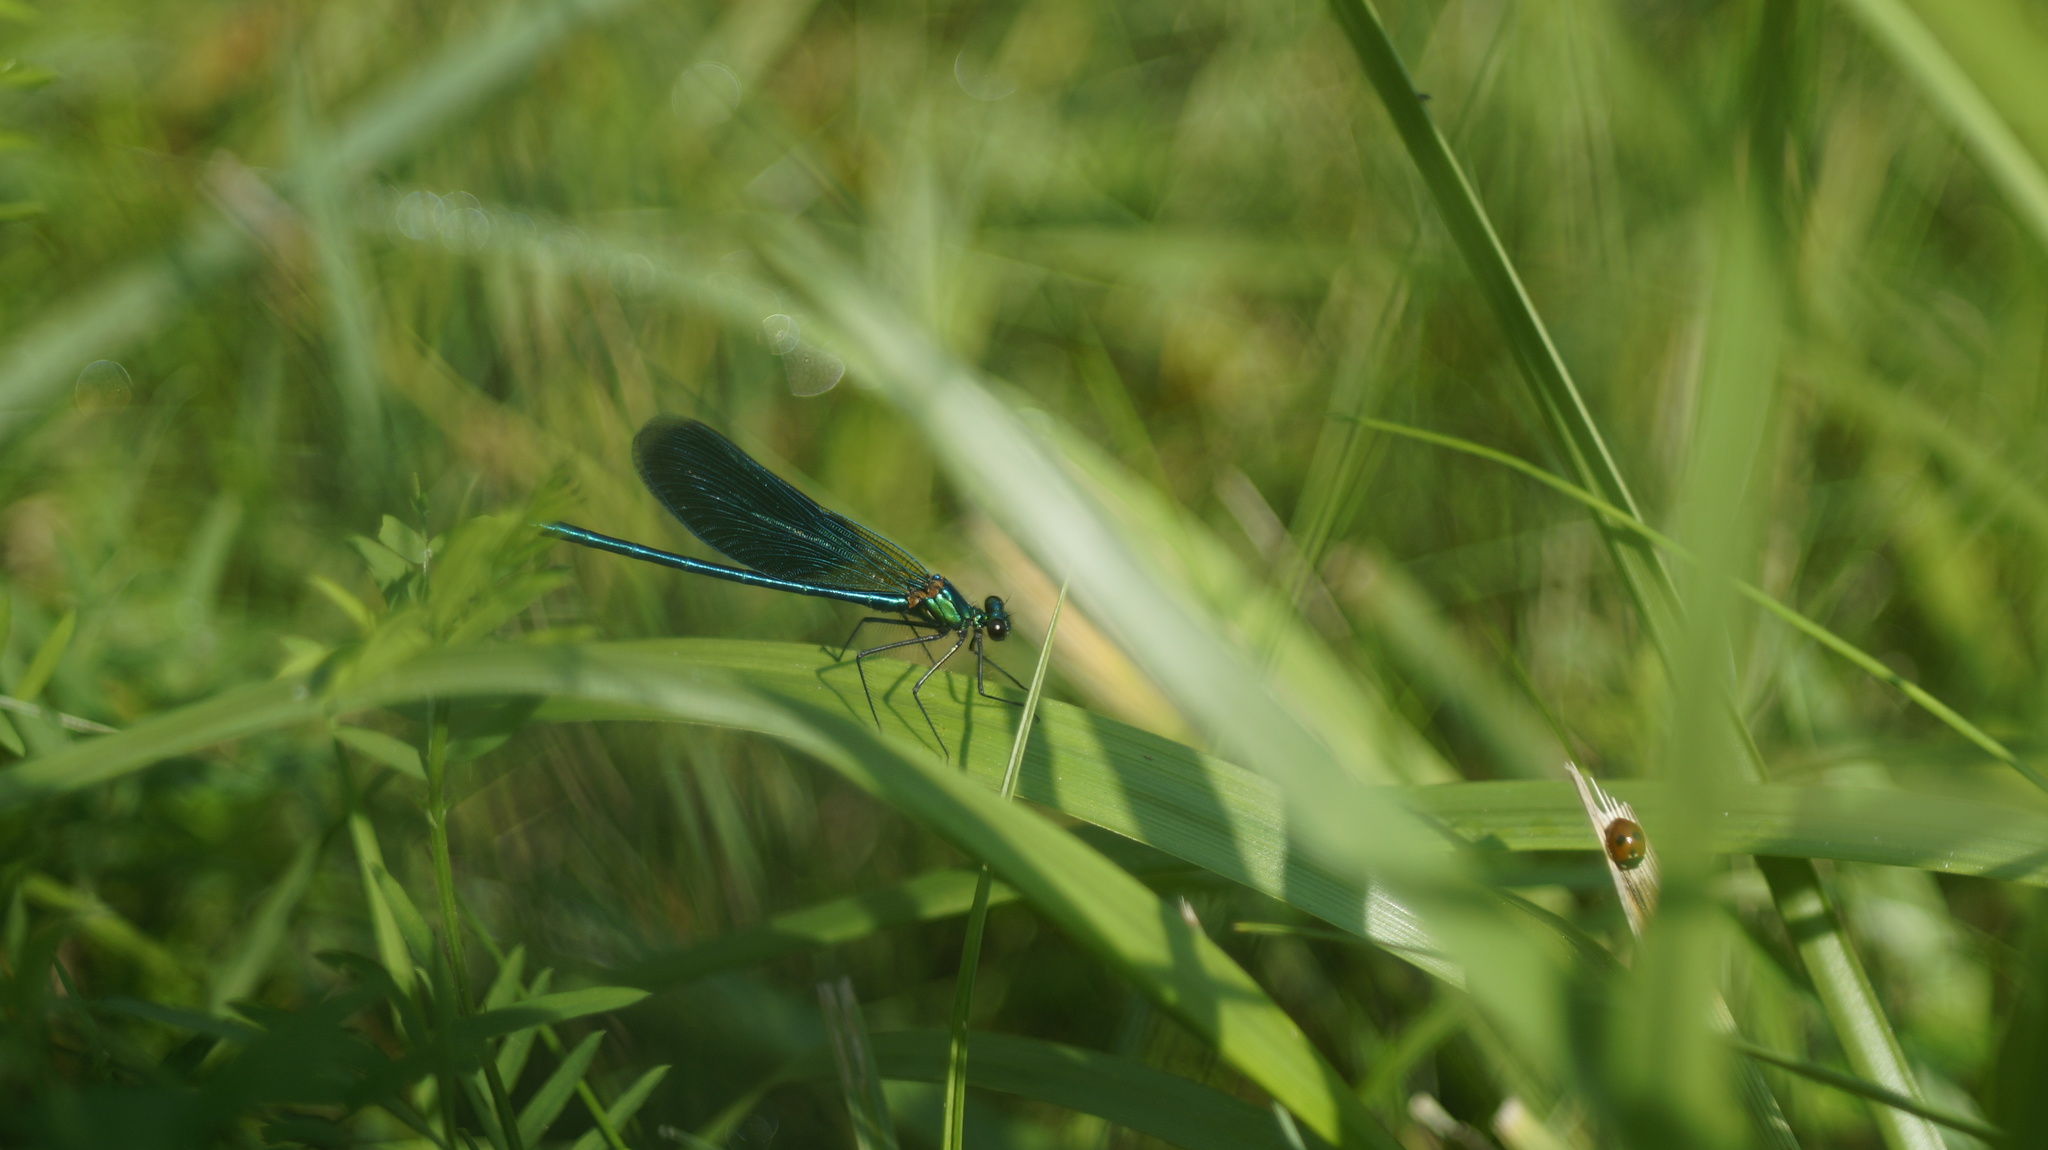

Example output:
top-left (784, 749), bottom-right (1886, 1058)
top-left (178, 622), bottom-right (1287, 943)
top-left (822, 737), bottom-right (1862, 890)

top-left (3, 0), bottom-right (2048, 1145)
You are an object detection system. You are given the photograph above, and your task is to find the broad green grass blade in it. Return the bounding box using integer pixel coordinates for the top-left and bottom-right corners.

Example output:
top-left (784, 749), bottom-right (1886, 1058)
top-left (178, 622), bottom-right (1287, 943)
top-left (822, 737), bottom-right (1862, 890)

top-left (366, 647), bottom-right (1403, 1147)
top-left (1031, 414), bottom-right (1455, 786)
top-left (755, 225), bottom-right (1566, 1069)
top-left (24, 639), bottom-right (2044, 1138)
top-left (11, 641), bottom-right (2048, 896)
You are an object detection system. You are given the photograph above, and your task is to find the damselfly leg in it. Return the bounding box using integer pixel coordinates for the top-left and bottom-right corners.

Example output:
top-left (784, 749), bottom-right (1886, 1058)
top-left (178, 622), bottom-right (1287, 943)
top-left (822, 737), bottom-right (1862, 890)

top-left (838, 616), bottom-right (941, 664)
top-left (905, 630), bottom-right (971, 753)
top-left (853, 629), bottom-right (952, 732)
top-left (973, 634), bottom-right (1028, 705)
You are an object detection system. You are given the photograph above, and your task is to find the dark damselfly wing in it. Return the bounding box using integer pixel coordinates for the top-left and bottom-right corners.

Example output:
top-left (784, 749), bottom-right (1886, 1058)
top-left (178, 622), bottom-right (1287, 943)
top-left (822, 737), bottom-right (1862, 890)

top-left (633, 417), bottom-right (933, 597)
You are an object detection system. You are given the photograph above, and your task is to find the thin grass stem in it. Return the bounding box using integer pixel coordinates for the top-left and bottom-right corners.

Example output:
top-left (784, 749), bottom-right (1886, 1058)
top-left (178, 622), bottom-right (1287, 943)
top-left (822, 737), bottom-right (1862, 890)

top-left (942, 583), bottom-right (1066, 1150)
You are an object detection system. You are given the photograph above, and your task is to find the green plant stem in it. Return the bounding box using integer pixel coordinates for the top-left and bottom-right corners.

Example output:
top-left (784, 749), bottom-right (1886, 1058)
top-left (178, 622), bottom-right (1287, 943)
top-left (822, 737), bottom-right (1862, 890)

top-left (425, 698), bottom-right (521, 1150)
top-left (942, 585), bottom-right (1066, 1150)
top-left (1727, 1038), bottom-right (2003, 1143)
top-left (1755, 859), bottom-right (1946, 1150)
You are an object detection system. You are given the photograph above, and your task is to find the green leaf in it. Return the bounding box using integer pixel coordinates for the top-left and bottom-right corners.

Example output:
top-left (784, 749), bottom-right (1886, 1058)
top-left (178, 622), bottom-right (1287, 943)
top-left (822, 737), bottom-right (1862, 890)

top-left (462, 986), bottom-right (651, 1043)
top-left (210, 835), bottom-right (322, 1011)
top-left (334, 725), bottom-right (425, 781)
top-left (310, 575), bottom-right (377, 633)
top-left (0, 59), bottom-right (52, 87)
top-left (483, 946), bottom-right (528, 1011)
top-left (372, 865), bottom-right (436, 974)
top-left (567, 1064), bottom-right (671, 1150)
top-left (96, 997), bottom-right (261, 1043)
top-left (13, 608), bottom-right (73, 703)
top-left (378, 516), bottom-right (430, 565)
top-left (347, 813), bottom-right (415, 998)
top-left (351, 534), bottom-right (414, 588)
top-left (497, 968), bottom-right (554, 1089)
top-left (518, 1030), bottom-right (604, 1147)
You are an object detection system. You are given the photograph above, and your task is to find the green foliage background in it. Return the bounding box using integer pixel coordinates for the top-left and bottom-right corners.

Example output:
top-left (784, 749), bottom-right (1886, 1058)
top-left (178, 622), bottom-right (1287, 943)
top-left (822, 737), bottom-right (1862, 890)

top-left (0, 0), bottom-right (2045, 1146)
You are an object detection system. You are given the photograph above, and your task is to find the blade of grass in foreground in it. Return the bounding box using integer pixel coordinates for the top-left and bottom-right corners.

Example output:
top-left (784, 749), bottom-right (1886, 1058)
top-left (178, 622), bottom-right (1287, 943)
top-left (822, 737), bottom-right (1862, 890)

top-left (754, 222), bottom-right (1572, 1072)
top-left (316, 646), bottom-right (1400, 1149)
top-left (13, 643), bottom-right (2048, 916)
top-left (942, 585), bottom-right (1063, 1150)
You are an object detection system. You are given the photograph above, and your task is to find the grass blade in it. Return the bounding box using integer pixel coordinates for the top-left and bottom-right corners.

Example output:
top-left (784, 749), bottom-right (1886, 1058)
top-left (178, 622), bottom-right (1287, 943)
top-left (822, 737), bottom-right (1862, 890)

top-left (1351, 416), bottom-right (2045, 794)
top-left (821, 976), bottom-right (900, 1150)
top-left (567, 1064), bottom-right (672, 1150)
top-left (1836, 0), bottom-right (2048, 254)
top-left (1728, 1038), bottom-right (2003, 1143)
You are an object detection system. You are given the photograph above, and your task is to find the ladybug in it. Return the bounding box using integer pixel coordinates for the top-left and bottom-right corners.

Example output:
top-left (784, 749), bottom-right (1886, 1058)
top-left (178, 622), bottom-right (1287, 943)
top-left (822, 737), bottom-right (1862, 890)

top-left (1603, 817), bottom-right (1647, 870)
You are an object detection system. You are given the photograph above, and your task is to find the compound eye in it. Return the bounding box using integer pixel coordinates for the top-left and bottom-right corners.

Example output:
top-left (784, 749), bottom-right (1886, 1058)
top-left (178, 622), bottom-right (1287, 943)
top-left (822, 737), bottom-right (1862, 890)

top-left (1603, 818), bottom-right (1647, 870)
top-left (985, 616), bottom-right (1010, 641)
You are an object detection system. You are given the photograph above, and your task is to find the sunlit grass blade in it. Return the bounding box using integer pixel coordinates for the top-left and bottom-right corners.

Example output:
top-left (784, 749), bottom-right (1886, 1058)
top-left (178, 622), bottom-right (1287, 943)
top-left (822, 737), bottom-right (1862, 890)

top-left (356, 646), bottom-right (1399, 1146)
top-left (754, 224), bottom-right (1568, 1067)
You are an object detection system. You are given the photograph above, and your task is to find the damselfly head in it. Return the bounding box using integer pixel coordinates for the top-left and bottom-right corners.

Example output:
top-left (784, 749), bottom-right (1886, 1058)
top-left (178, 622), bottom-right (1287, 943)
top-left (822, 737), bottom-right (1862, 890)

top-left (1603, 817), bottom-right (1647, 870)
top-left (982, 596), bottom-right (1011, 640)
